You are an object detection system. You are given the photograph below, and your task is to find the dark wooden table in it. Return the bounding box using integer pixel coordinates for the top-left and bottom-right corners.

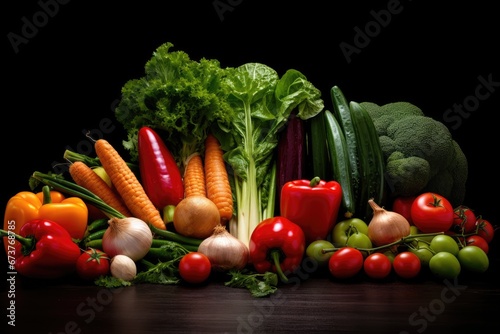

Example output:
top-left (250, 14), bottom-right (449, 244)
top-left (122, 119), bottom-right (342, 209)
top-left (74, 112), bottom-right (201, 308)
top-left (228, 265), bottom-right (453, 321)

top-left (3, 241), bottom-right (499, 334)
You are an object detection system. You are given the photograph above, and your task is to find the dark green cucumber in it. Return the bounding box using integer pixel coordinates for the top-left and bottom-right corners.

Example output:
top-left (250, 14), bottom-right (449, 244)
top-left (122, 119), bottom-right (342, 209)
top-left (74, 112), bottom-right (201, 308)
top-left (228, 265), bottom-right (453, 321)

top-left (331, 86), bottom-right (360, 207)
top-left (349, 101), bottom-right (385, 221)
top-left (324, 109), bottom-right (355, 217)
top-left (307, 111), bottom-right (330, 181)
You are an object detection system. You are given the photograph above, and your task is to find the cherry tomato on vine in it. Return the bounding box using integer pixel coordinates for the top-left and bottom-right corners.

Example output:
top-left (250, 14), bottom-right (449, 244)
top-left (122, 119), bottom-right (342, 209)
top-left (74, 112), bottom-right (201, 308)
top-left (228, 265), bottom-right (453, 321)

top-left (457, 245), bottom-right (489, 273)
top-left (306, 240), bottom-right (334, 267)
top-left (76, 248), bottom-right (110, 281)
top-left (363, 253), bottom-right (392, 279)
top-left (392, 196), bottom-right (416, 225)
top-left (476, 218), bottom-right (495, 243)
top-left (430, 234), bottom-right (459, 256)
top-left (429, 252), bottom-right (461, 279)
top-left (328, 247), bottom-right (364, 279)
top-left (393, 251), bottom-right (421, 279)
top-left (179, 252), bottom-right (212, 284)
top-left (411, 192), bottom-right (454, 233)
top-left (452, 205), bottom-right (477, 234)
top-left (346, 232), bottom-right (373, 250)
top-left (331, 218), bottom-right (368, 246)
top-left (409, 242), bottom-right (434, 267)
top-left (466, 235), bottom-right (489, 254)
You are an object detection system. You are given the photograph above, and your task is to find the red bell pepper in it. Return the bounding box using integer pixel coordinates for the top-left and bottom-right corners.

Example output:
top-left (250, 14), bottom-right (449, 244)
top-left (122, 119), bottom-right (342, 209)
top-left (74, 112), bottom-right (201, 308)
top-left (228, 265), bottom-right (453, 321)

top-left (249, 216), bottom-right (306, 283)
top-left (280, 176), bottom-right (342, 244)
top-left (1, 219), bottom-right (81, 279)
top-left (138, 126), bottom-right (184, 210)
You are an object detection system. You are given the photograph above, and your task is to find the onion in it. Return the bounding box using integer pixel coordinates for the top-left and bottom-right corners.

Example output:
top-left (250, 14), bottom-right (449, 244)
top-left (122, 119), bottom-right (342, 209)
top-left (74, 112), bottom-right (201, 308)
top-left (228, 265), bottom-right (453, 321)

top-left (110, 254), bottom-right (137, 281)
top-left (367, 199), bottom-right (411, 246)
top-left (102, 217), bottom-right (153, 261)
top-left (173, 196), bottom-right (221, 239)
top-left (198, 224), bottom-right (249, 271)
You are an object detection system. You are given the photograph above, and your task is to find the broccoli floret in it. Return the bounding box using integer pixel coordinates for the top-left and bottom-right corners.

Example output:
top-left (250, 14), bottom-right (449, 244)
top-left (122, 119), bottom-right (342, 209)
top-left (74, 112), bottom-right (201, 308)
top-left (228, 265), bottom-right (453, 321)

top-left (385, 152), bottom-right (431, 196)
top-left (387, 115), bottom-right (455, 179)
top-left (365, 101), bottom-right (468, 207)
top-left (361, 101), bottom-right (423, 136)
top-left (424, 140), bottom-right (468, 205)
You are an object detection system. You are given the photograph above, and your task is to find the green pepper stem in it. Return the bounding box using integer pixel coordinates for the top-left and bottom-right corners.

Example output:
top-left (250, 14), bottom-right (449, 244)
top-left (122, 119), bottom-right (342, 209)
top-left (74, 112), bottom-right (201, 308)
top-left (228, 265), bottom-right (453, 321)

top-left (309, 176), bottom-right (321, 187)
top-left (42, 185), bottom-right (52, 204)
top-left (270, 249), bottom-right (288, 283)
top-left (0, 229), bottom-right (34, 249)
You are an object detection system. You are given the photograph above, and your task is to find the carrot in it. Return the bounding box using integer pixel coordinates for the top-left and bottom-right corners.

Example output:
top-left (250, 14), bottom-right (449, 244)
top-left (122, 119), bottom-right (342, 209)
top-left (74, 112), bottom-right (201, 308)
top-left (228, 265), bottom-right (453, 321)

top-left (204, 134), bottom-right (233, 224)
top-left (94, 139), bottom-right (166, 230)
top-left (69, 161), bottom-right (133, 218)
top-left (183, 153), bottom-right (206, 198)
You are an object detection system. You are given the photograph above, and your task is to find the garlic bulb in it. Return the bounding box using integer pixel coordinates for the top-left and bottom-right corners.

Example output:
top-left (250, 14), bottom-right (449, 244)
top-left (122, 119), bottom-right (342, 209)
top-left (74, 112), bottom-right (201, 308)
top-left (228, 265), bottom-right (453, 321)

top-left (102, 217), bottom-right (153, 261)
top-left (110, 254), bottom-right (136, 281)
top-left (198, 224), bottom-right (249, 271)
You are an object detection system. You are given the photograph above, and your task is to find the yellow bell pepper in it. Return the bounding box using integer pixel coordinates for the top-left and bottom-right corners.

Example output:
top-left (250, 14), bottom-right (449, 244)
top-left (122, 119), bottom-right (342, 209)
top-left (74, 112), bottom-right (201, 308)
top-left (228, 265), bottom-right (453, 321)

top-left (3, 186), bottom-right (88, 253)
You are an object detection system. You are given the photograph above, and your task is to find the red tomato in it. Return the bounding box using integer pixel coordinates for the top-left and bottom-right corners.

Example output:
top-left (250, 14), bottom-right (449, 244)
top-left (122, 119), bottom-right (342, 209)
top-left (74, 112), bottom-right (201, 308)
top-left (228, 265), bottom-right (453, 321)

top-left (476, 218), bottom-right (495, 243)
top-left (392, 196), bottom-right (416, 225)
top-left (76, 248), bottom-right (110, 281)
top-left (363, 253), bottom-right (392, 279)
top-left (466, 235), bottom-right (489, 254)
top-left (452, 205), bottom-right (477, 234)
top-left (410, 192), bottom-right (454, 233)
top-left (393, 252), bottom-right (421, 279)
top-left (328, 247), bottom-right (364, 279)
top-left (179, 252), bottom-right (212, 284)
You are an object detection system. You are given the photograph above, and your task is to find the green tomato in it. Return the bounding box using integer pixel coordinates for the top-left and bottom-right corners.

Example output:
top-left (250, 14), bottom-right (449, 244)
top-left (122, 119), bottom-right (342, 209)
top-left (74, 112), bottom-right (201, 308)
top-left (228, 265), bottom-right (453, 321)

top-left (332, 218), bottom-right (368, 246)
top-left (306, 240), bottom-right (335, 267)
top-left (383, 250), bottom-right (396, 263)
top-left (429, 252), bottom-right (461, 279)
top-left (346, 232), bottom-right (373, 250)
top-left (409, 242), bottom-right (434, 267)
top-left (457, 246), bottom-right (489, 273)
top-left (430, 235), bottom-right (459, 256)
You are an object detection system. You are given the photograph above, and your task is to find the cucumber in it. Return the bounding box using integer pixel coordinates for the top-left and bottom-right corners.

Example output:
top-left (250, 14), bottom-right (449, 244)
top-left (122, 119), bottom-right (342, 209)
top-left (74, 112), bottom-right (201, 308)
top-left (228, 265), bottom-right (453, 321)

top-left (324, 109), bottom-right (355, 217)
top-left (307, 111), bottom-right (330, 181)
top-left (349, 101), bottom-right (386, 221)
top-left (331, 86), bottom-right (360, 205)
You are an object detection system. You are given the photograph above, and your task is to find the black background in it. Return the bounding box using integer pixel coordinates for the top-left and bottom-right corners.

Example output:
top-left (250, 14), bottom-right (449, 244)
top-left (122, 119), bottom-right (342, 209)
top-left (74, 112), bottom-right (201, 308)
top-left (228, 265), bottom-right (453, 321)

top-left (3, 1), bottom-right (498, 223)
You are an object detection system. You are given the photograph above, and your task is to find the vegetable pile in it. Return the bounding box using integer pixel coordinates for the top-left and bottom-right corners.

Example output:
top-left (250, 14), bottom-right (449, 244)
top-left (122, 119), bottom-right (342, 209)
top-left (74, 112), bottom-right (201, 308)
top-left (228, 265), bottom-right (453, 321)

top-left (1, 42), bottom-right (497, 298)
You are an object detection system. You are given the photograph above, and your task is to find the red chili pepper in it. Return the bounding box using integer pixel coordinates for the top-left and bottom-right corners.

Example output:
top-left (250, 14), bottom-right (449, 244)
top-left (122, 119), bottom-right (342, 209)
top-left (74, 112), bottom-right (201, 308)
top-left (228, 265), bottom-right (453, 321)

top-left (249, 216), bottom-right (305, 283)
top-left (280, 176), bottom-right (342, 244)
top-left (1, 219), bottom-right (81, 279)
top-left (138, 126), bottom-right (184, 210)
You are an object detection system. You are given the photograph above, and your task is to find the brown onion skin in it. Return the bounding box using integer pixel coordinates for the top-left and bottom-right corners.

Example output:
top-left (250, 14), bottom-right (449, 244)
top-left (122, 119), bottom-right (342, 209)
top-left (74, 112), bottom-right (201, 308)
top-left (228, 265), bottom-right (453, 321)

top-left (198, 225), bottom-right (249, 271)
top-left (367, 199), bottom-right (411, 246)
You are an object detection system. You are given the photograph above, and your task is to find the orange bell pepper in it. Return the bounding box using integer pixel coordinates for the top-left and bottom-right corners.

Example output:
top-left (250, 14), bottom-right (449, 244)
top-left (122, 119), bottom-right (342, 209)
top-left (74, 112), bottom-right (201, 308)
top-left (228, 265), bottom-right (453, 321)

top-left (3, 186), bottom-right (88, 254)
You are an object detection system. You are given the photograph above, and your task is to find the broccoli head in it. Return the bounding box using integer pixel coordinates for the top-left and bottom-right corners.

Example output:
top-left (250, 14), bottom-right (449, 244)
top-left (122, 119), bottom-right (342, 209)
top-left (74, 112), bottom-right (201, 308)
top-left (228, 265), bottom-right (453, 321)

top-left (362, 102), bottom-right (468, 206)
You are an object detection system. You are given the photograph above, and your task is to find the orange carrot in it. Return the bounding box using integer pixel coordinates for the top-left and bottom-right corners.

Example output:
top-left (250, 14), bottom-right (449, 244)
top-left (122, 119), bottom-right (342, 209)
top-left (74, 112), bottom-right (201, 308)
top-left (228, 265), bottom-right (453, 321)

top-left (183, 153), bottom-right (206, 198)
top-left (94, 139), bottom-right (166, 230)
top-left (204, 134), bottom-right (233, 224)
top-left (69, 161), bottom-right (133, 218)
